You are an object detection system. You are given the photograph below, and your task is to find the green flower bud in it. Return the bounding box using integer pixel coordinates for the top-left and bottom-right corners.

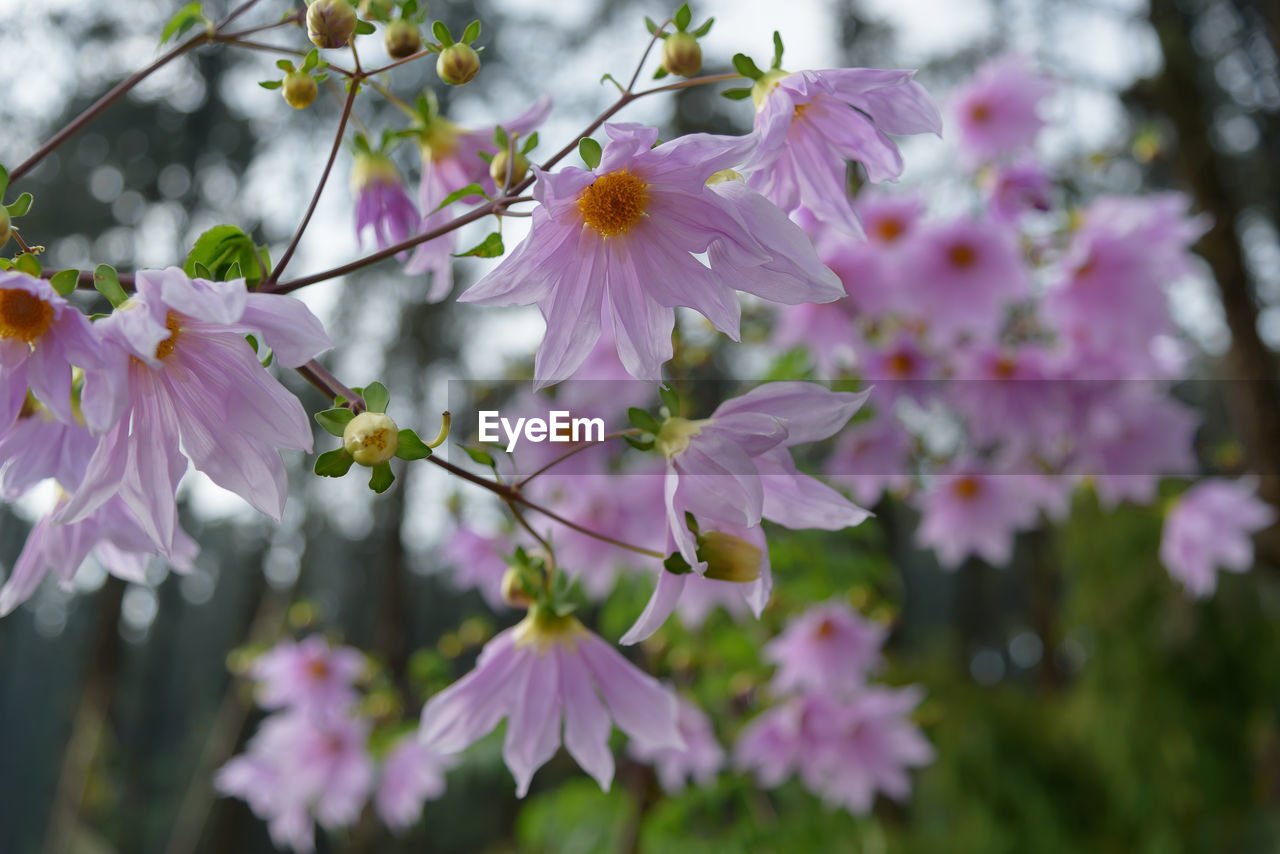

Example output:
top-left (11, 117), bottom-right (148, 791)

top-left (307, 0), bottom-right (358, 50)
top-left (282, 71), bottom-right (318, 109)
top-left (500, 566), bottom-right (535, 609)
top-left (385, 19), bottom-right (422, 59)
top-left (437, 43), bottom-right (480, 85)
top-left (661, 32), bottom-right (702, 78)
top-left (0, 207), bottom-right (9, 250)
top-left (343, 411), bottom-right (399, 466)
top-left (488, 149), bottom-right (529, 188)
top-left (699, 531), bottom-right (763, 583)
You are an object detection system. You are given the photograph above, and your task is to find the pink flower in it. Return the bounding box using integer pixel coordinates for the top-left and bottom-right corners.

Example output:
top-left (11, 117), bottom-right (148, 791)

top-left (1075, 388), bottom-right (1198, 507)
top-left (951, 56), bottom-right (1054, 164)
top-left (1160, 478), bottom-right (1276, 597)
top-left (826, 413), bottom-right (913, 507)
top-left (375, 736), bottom-right (451, 830)
top-left (0, 493), bottom-right (196, 617)
top-left (912, 470), bottom-right (1041, 568)
top-left (216, 712), bottom-right (375, 853)
top-left (622, 383), bottom-right (870, 644)
top-left (405, 95), bottom-right (552, 301)
top-left (764, 601), bottom-right (887, 697)
top-left (250, 635), bottom-right (367, 716)
top-left (0, 270), bottom-right (106, 431)
top-left (57, 268), bottom-right (331, 557)
top-left (459, 123), bottom-right (843, 384)
top-left (440, 525), bottom-right (513, 610)
top-left (352, 152), bottom-right (419, 256)
top-left (745, 69), bottom-right (941, 234)
top-left (0, 396), bottom-right (96, 500)
top-left (900, 217), bottom-right (1029, 344)
top-left (985, 160), bottom-right (1054, 222)
top-left (626, 695), bottom-right (724, 794)
top-left (735, 686), bottom-right (933, 814)
top-left (771, 301), bottom-right (860, 377)
top-left (418, 607), bottom-right (683, 796)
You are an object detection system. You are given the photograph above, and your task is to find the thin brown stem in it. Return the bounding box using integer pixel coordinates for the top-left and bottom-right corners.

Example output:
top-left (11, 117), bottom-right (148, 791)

top-left (515, 429), bottom-right (639, 489)
top-left (636, 71), bottom-right (743, 97)
top-left (267, 79), bottom-right (361, 285)
top-left (626, 17), bottom-right (672, 93)
top-left (506, 499), bottom-right (558, 592)
top-left (363, 46), bottom-right (435, 76)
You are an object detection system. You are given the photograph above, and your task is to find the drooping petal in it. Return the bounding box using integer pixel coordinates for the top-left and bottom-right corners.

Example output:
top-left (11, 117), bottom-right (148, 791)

top-left (578, 633), bottom-right (684, 750)
top-left (619, 568), bottom-right (688, 646)
top-left (558, 645), bottom-right (616, 788)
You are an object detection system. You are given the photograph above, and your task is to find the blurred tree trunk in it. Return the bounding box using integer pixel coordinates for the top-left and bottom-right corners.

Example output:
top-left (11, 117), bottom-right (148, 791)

top-left (1144, 0), bottom-right (1280, 561)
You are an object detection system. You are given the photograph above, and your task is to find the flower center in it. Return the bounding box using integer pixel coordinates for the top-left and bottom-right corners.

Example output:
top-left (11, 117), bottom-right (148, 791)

top-left (887, 352), bottom-right (916, 377)
top-left (815, 618), bottom-right (837, 639)
top-left (0, 288), bottom-right (54, 343)
top-left (947, 244), bottom-right (978, 270)
top-left (952, 476), bottom-right (982, 500)
top-left (514, 608), bottom-right (584, 653)
top-left (306, 658), bottom-right (331, 680)
top-left (993, 357), bottom-right (1017, 379)
top-left (155, 312), bottom-right (182, 360)
top-left (872, 217), bottom-right (905, 244)
top-left (655, 416), bottom-right (707, 459)
top-left (969, 102), bottom-right (992, 124)
top-left (577, 169), bottom-right (649, 238)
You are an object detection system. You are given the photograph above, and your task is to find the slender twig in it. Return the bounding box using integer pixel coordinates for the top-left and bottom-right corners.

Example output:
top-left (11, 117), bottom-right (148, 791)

top-left (362, 46), bottom-right (435, 77)
top-left (267, 79), bottom-right (361, 285)
top-left (636, 71), bottom-right (742, 97)
top-left (515, 430), bottom-right (639, 489)
top-left (9, 0), bottom-right (274, 183)
top-left (626, 17), bottom-right (672, 93)
top-left (217, 37), bottom-right (308, 59)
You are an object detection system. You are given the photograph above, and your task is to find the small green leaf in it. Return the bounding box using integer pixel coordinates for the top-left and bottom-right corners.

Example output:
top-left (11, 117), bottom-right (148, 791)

top-left (644, 16), bottom-right (659, 35)
top-left (452, 232), bottom-right (504, 259)
top-left (692, 16), bottom-right (714, 37)
top-left (720, 87), bottom-right (753, 100)
top-left (394, 429), bottom-right (433, 460)
top-left (461, 445), bottom-right (496, 469)
top-left (276, 58), bottom-right (294, 72)
top-left (521, 132), bottom-right (539, 154)
top-left (578, 137), bottom-right (602, 170)
top-left (259, 79), bottom-right (283, 90)
top-left (362, 382), bottom-right (390, 413)
top-left (184, 225), bottom-right (266, 287)
top-left (430, 182), bottom-right (487, 213)
top-left (5, 192), bottom-right (33, 218)
top-left (674, 3), bottom-right (692, 31)
top-left (0, 164), bottom-right (9, 199)
top-left (50, 269), bottom-right (80, 297)
top-left (627, 407), bottom-right (661, 434)
top-left (354, 19), bottom-right (376, 35)
top-left (93, 264), bottom-right (129, 308)
top-left (732, 53), bottom-right (763, 80)
top-left (659, 385), bottom-right (680, 414)
top-left (771, 30), bottom-right (785, 69)
top-left (303, 48), bottom-right (321, 70)
top-left (653, 66), bottom-right (669, 80)
top-left (13, 253), bottom-right (41, 276)
top-left (664, 552), bottom-right (693, 575)
top-left (369, 462), bottom-right (395, 493)
top-left (314, 448), bottom-right (355, 477)
top-left (160, 2), bottom-right (205, 45)
top-left (493, 125), bottom-right (509, 149)
top-left (315, 407), bottom-right (356, 437)
top-left (623, 435), bottom-right (655, 451)
top-left (403, 0), bottom-right (419, 17)
top-left (461, 19), bottom-right (480, 43)
top-left (432, 20), bottom-right (452, 45)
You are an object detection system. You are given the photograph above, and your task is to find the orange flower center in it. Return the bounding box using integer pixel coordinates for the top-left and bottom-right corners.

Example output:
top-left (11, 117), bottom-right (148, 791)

top-left (578, 169), bottom-right (649, 238)
top-left (888, 352), bottom-right (916, 377)
top-left (948, 244), bottom-right (978, 269)
top-left (306, 658), bottom-right (331, 680)
top-left (872, 217), bottom-right (905, 244)
top-left (815, 618), bottom-right (836, 639)
top-left (993, 357), bottom-right (1017, 379)
top-left (154, 312), bottom-right (182, 360)
top-left (969, 102), bottom-right (992, 123)
top-left (952, 476), bottom-right (981, 500)
top-left (0, 288), bottom-right (54, 343)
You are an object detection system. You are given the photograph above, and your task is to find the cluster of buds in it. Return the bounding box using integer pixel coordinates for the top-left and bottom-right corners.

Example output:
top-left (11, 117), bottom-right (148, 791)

top-left (306, 0), bottom-right (359, 49)
top-left (431, 20), bottom-right (483, 85)
top-left (359, 0), bottom-right (425, 59)
top-left (312, 383), bottom-right (442, 494)
top-left (478, 126), bottom-right (539, 190)
top-left (648, 4), bottom-right (713, 79)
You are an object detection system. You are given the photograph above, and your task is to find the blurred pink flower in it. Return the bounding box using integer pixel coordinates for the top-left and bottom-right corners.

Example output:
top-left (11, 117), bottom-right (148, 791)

top-left (627, 695), bottom-right (724, 794)
top-left (375, 736), bottom-right (451, 830)
top-left (251, 635), bottom-right (366, 716)
top-left (913, 469), bottom-right (1041, 568)
top-left (352, 152), bottom-right (419, 257)
top-left (951, 56), bottom-right (1053, 164)
top-left (1160, 478), bottom-right (1276, 597)
top-left (764, 601), bottom-right (887, 697)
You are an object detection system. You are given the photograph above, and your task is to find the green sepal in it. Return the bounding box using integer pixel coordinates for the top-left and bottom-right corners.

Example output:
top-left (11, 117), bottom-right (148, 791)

top-left (93, 264), bottom-right (129, 308)
top-left (644, 16), bottom-right (660, 35)
top-left (369, 462), bottom-right (395, 493)
top-left (691, 17), bottom-right (714, 37)
top-left (314, 448), bottom-right (355, 477)
top-left (430, 182), bottom-right (486, 214)
top-left (50, 269), bottom-right (80, 297)
top-left (394, 429), bottom-right (433, 460)
top-left (362, 382), bottom-right (390, 413)
top-left (13, 253), bottom-right (40, 276)
top-left (578, 137), bottom-right (602, 170)
top-left (664, 551), bottom-right (693, 575)
top-left (5, 192), bottom-right (33, 218)
top-left (653, 67), bottom-right (669, 80)
top-left (160, 2), bottom-right (206, 45)
top-left (720, 88), bottom-right (753, 100)
top-left (461, 19), bottom-right (480, 43)
top-left (658, 385), bottom-right (680, 415)
top-left (627, 407), bottom-right (661, 434)
top-left (259, 79), bottom-right (284, 90)
top-left (452, 232), bottom-right (504, 258)
top-left (732, 53), bottom-right (763, 80)
top-left (432, 20), bottom-right (452, 45)
top-left (771, 30), bottom-right (785, 69)
top-left (461, 445), bottom-right (497, 469)
top-left (674, 3), bottom-right (692, 31)
top-left (624, 434), bottom-right (655, 451)
top-left (315, 407), bottom-right (356, 437)
top-left (354, 20), bottom-right (376, 35)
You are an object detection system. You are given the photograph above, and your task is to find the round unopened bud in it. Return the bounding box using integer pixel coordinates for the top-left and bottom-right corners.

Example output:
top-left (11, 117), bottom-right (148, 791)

top-left (488, 149), bottom-right (529, 187)
top-left (661, 32), bottom-right (702, 77)
top-left (501, 567), bottom-right (535, 609)
top-left (699, 531), bottom-right (763, 583)
top-left (384, 19), bottom-right (422, 59)
top-left (359, 0), bottom-right (393, 17)
top-left (307, 0), bottom-right (358, 49)
top-left (343, 411), bottom-right (399, 466)
top-left (282, 71), bottom-right (318, 109)
top-left (0, 207), bottom-right (10, 249)
top-left (437, 43), bottom-right (480, 85)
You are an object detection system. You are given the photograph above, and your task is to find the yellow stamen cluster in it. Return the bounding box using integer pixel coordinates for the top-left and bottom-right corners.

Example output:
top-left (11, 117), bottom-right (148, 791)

top-left (513, 607), bottom-right (584, 653)
top-left (655, 416), bottom-right (708, 459)
top-left (577, 170), bottom-right (649, 238)
top-left (0, 288), bottom-right (54, 343)
top-left (154, 312), bottom-right (182, 360)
